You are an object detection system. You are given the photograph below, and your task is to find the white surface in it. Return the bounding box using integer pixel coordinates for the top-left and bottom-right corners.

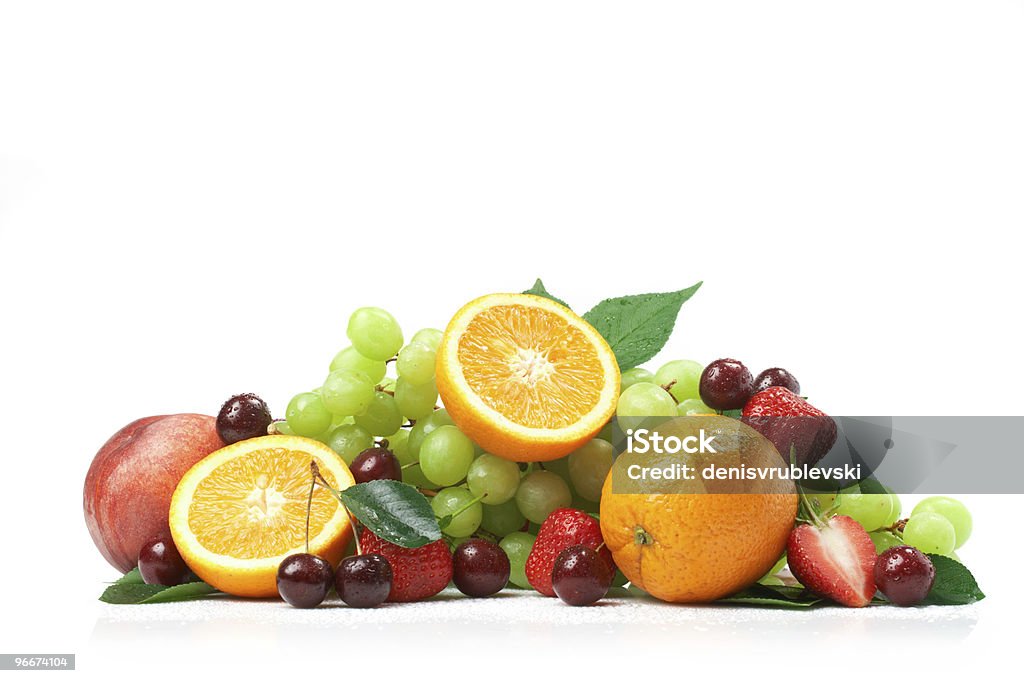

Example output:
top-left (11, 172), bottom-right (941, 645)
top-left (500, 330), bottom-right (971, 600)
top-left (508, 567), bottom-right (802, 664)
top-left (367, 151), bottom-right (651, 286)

top-left (2, 1), bottom-right (1023, 680)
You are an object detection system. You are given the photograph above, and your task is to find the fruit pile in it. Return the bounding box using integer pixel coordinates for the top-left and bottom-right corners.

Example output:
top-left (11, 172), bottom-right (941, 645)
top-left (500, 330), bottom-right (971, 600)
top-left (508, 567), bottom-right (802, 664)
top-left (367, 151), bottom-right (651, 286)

top-left (85, 283), bottom-right (984, 611)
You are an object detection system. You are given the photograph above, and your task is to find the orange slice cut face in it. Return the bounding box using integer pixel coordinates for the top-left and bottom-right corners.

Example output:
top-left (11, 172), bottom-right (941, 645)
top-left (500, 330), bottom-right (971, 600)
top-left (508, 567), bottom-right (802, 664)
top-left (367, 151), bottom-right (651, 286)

top-left (437, 293), bottom-right (619, 461)
top-left (169, 435), bottom-right (354, 597)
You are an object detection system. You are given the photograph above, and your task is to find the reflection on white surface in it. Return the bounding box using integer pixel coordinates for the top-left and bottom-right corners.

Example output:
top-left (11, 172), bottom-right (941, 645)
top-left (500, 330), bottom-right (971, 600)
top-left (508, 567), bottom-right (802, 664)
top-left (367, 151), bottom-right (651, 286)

top-left (88, 589), bottom-right (979, 677)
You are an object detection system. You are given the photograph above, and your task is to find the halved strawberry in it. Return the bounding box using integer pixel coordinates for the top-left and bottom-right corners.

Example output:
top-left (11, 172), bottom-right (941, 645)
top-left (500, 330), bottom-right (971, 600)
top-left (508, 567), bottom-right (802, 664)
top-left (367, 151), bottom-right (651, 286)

top-left (787, 514), bottom-right (876, 607)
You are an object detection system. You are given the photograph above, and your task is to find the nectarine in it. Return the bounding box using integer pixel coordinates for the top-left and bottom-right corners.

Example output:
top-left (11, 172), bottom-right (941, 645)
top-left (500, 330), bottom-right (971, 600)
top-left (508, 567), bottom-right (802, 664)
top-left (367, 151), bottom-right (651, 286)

top-left (83, 414), bottom-right (224, 572)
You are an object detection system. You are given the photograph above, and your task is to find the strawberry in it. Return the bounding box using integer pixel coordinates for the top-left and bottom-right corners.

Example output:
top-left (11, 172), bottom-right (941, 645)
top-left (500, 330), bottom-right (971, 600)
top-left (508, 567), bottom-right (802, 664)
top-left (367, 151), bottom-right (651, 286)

top-left (359, 528), bottom-right (453, 602)
top-left (742, 386), bottom-right (837, 467)
top-left (787, 514), bottom-right (877, 607)
top-left (525, 508), bottom-right (613, 597)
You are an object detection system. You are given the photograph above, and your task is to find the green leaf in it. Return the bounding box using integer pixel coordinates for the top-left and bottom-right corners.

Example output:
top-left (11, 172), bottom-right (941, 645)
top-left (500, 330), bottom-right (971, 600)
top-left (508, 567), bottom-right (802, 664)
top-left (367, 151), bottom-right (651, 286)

top-left (716, 584), bottom-right (822, 609)
top-left (522, 279), bottom-right (570, 309)
top-left (113, 567), bottom-right (144, 585)
top-left (100, 581), bottom-right (219, 604)
top-left (339, 480), bottom-right (442, 548)
top-left (583, 282), bottom-right (702, 370)
top-left (924, 554), bottom-right (986, 604)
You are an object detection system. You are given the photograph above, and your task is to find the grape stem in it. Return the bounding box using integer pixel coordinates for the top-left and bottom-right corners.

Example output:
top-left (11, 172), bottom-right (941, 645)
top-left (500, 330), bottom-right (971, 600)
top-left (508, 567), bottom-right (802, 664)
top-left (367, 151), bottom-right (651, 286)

top-left (400, 461), bottom-right (420, 470)
top-left (442, 492), bottom-right (487, 522)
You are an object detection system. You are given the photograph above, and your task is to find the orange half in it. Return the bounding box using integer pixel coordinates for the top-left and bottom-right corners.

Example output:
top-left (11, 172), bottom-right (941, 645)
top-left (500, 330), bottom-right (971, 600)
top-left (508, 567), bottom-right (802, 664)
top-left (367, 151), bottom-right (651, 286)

top-left (169, 435), bottom-right (355, 597)
top-left (436, 293), bottom-right (619, 461)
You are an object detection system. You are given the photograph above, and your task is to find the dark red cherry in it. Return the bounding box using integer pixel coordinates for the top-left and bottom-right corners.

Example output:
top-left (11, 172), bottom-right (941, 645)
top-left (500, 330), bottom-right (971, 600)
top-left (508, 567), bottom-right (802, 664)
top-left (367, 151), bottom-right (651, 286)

top-left (138, 537), bottom-right (192, 586)
top-left (335, 553), bottom-right (393, 608)
top-left (277, 553), bottom-right (333, 608)
top-left (216, 393), bottom-right (273, 444)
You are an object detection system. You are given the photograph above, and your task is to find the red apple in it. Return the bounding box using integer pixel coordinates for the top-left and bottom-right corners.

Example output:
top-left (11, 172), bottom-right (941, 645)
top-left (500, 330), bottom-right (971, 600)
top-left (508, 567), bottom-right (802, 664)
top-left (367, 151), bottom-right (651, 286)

top-left (83, 414), bottom-right (225, 572)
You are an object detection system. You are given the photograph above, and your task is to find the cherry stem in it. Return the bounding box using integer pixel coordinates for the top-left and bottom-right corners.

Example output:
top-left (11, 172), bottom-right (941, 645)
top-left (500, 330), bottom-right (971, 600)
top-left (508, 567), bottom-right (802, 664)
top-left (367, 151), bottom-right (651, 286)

top-left (347, 507), bottom-right (363, 555)
top-left (310, 460), bottom-right (362, 552)
top-left (305, 461), bottom-right (318, 554)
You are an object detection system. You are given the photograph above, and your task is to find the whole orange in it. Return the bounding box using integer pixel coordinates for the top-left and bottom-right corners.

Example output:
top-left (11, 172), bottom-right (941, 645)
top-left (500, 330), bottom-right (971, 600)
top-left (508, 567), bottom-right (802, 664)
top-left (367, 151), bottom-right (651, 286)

top-left (599, 415), bottom-right (797, 603)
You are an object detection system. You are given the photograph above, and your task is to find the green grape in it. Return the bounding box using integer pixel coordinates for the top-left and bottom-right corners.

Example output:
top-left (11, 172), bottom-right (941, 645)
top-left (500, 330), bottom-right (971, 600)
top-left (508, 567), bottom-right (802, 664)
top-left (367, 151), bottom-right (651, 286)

top-left (834, 489), bottom-right (894, 532)
top-left (902, 511), bottom-right (956, 555)
top-left (395, 377), bottom-right (438, 420)
top-left (411, 327), bottom-right (444, 351)
top-left (286, 392), bottom-right (332, 437)
top-left (883, 487), bottom-right (902, 527)
top-left (448, 537), bottom-right (472, 552)
top-left (542, 456), bottom-right (571, 481)
top-left (385, 428), bottom-right (410, 460)
top-left (329, 346), bottom-right (386, 384)
top-left (678, 398), bottom-right (715, 416)
top-left (515, 470), bottom-right (572, 524)
top-left (620, 367), bottom-right (655, 392)
top-left (654, 359), bottom-right (703, 402)
top-left (616, 382), bottom-right (677, 418)
top-left (597, 421), bottom-right (613, 442)
top-left (388, 429), bottom-right (432, 488)
top-left (568, 438), bottom-right (614, 502)
top-left (431, 487), bottom-right (483, 538)
top-left (396, 341), bottom-right (437, 386)
top-left (499, 531), bottom-right (536, 589)
top-left (419, 425), bottom-right (475, 486)
top-left (321, 369), bottom-right (374, 416)
top-left (803, 489), bottom-right (838, 516)
top-left (407, 409), bottom-right (454, 457)
top-left (272, 420), bottom-right (295, 436)
top-left (325, 423), bottom-right (374, 465)
top-left (385, 428), bottom-right (407, 458)
top-left (329, 415), bottom-right (355, 429)
top-left (467, 454), bottom-right (521, 505)
top-left (354, 391), bottom-right (404, 436)
top-left (913, 496), bottom-right (972, 548)
top-left (347, 307), bottom-right (403, 361)
top-left (869, 531), bottom-right (902, 555)
top-left (481, 499), bottom-right (526, 536)
top-left (571, 494), bottom-right (600, 514)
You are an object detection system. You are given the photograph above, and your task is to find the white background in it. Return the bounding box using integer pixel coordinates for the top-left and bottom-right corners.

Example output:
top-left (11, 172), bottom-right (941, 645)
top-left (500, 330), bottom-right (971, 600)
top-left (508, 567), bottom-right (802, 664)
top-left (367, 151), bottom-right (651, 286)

top-left (1, 1), bottom-right (1022, 680)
